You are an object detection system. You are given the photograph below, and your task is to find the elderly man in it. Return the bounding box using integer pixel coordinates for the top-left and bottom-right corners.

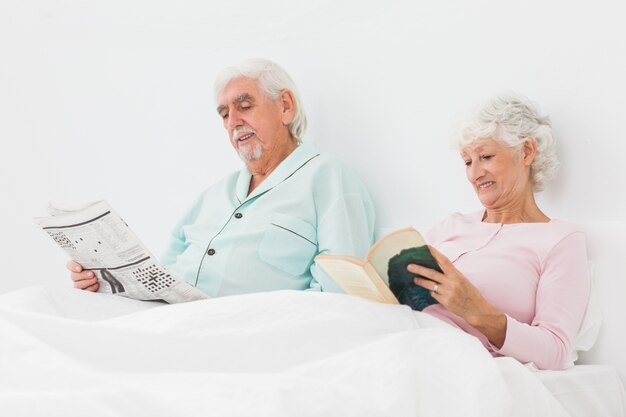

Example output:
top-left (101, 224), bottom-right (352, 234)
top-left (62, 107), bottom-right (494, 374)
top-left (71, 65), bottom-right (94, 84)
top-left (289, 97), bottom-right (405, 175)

top-left (69, 59), bottom-right (375, 296)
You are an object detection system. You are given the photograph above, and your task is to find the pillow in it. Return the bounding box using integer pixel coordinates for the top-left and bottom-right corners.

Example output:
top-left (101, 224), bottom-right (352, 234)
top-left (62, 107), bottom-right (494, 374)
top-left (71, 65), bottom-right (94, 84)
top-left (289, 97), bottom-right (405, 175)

top-left (569, 261), bottom-right (602, 365)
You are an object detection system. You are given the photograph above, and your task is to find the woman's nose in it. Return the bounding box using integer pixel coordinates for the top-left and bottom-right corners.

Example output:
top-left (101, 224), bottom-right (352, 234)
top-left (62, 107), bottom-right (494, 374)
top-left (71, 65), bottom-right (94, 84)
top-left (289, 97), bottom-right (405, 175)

top-left (468, 163), bottom-right (484, 182)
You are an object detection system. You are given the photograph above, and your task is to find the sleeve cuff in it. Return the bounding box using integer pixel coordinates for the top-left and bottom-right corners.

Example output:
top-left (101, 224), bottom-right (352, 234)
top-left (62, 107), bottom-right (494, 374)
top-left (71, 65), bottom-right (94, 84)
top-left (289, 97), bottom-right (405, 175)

top-left (486, 314), bottom-right (519, 357)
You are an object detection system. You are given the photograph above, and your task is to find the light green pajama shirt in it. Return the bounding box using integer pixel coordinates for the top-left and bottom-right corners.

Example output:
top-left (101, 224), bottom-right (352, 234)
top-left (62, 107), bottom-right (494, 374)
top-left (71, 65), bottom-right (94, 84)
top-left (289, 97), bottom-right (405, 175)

top-left (161, 143), bottom-right (375, 297)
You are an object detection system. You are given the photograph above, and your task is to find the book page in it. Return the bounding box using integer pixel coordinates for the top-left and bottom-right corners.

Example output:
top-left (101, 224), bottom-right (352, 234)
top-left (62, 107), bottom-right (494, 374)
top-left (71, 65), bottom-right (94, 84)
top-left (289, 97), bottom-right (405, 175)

top-left (315, 255), bottom-right (398, 304)
top-left (366, 227), bottom-right (426, 285)
top-left (362, 262), bottom-right (399, 304)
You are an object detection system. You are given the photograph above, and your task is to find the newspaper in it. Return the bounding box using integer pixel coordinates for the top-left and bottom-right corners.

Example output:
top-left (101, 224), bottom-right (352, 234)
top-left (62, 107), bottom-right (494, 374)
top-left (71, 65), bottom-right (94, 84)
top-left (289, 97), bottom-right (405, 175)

top-left (34, 200), bottom-right (208, 303)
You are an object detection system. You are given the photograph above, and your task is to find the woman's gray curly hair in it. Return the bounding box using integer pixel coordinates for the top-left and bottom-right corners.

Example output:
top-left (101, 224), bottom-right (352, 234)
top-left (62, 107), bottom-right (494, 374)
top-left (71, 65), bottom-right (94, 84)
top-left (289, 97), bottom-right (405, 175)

top-left (213, 58), bottom-right (307, 144)
top-left (458, 92), bottom-right (559, 191)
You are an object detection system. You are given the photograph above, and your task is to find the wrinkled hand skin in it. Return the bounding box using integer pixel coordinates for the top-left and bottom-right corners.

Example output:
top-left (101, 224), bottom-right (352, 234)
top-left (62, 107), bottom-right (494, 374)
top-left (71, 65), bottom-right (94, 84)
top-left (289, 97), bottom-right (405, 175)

top-left (67, 260), bottom-right (99, 292)
top-left (407, 245), bottom-right (507, 348)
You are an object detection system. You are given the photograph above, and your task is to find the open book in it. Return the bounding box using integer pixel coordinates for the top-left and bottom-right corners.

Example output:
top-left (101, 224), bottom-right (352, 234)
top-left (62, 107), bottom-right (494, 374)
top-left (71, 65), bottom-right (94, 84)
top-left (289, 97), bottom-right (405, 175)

top-left (34, 200), bottom-right (208, 303)
top-left (315, 227), bottom-right (441, 311)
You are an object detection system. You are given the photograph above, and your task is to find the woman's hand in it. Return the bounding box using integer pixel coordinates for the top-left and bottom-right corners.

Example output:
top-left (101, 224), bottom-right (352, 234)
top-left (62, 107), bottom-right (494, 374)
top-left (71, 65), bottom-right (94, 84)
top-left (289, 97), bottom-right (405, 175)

top-left (67, 260), bottom-right (99, 292)
top-left (407, 245), bottom-right (507, 348)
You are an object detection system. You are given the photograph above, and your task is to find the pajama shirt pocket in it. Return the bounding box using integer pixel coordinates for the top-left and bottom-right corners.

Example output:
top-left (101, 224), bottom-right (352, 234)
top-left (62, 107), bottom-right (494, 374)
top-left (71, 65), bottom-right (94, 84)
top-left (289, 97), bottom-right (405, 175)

top-left (258, 213), bottom-right (318, 276)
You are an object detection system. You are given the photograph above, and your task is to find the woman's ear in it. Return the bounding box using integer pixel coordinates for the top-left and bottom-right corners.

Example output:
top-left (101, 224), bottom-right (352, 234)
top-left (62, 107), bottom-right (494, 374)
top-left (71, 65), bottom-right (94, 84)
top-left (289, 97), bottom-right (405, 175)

top-left (279, 89), bottom-right (296, 125)
top-left (522, 138), bottom-right (537, 166)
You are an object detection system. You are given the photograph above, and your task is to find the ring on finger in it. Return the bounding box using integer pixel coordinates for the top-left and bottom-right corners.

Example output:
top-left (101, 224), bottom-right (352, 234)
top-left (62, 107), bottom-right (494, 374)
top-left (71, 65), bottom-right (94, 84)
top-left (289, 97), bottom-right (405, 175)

top-left (433, 283), bottom-right (439, 294)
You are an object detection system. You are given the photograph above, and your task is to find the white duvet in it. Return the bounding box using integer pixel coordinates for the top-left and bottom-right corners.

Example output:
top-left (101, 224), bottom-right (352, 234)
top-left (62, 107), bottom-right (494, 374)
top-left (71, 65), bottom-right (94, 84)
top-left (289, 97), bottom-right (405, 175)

top-left (0, 287), bottom-right (570, 417)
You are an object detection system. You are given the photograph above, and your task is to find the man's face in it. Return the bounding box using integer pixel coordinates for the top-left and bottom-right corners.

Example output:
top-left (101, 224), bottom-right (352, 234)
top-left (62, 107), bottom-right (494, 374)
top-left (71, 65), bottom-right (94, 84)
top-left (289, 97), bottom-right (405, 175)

top-left (217, 77), bottom-right (292, 163)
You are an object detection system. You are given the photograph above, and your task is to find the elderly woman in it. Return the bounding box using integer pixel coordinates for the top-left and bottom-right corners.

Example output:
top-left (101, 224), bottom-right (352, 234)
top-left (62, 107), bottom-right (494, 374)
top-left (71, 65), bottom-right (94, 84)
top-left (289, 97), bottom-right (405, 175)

top-left (410, 93), bottom-right (591, 370)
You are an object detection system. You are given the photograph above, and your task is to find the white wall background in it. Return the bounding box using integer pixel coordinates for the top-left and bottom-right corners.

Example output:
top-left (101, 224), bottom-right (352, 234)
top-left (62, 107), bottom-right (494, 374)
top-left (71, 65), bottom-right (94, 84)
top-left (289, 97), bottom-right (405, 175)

top-left (1, 0), bottom-right (625, 376)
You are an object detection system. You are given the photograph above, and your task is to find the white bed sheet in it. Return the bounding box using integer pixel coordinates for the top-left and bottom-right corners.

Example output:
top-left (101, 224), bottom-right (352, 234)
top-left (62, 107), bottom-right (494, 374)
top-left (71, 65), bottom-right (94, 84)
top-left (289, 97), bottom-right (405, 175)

top-left (0, 286), bottom-right (573, 417)
top-left (533, 364), bottom-right (626, 417)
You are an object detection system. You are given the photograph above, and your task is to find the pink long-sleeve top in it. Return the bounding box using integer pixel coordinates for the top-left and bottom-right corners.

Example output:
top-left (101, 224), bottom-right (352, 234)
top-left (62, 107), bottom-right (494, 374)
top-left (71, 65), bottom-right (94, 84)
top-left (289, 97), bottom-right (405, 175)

top-left (424, 211), bottom-right (591, 370)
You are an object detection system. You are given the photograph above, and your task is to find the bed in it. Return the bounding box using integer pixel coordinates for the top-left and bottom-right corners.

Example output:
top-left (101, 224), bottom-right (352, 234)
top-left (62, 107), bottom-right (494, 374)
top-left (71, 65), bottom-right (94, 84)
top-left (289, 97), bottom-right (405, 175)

top-left (0, 284), bottom-right (623, 417)
top-left (1, 223), bottom-right (624, 416)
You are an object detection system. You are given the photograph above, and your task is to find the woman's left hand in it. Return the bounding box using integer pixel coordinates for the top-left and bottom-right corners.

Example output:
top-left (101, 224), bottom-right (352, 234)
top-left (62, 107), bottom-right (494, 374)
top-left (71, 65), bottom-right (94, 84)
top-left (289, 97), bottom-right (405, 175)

top-left (407, 245), bottom-right (507, 347)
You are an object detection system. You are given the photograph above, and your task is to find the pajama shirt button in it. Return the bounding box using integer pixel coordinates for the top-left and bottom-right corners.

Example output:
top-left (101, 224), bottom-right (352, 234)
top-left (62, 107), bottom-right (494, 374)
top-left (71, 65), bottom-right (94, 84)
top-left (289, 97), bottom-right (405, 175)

top-left (234, 213), bottom-right (243, 219)
top-left (207, 249), bottom-right (216, 255)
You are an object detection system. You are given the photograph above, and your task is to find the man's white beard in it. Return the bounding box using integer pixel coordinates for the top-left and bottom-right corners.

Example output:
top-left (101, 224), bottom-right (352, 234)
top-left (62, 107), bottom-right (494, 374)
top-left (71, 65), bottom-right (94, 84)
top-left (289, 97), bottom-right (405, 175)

top-left (233, 126), bottom-right (263, 162)
top-left (238, 142), bottom-right (263, 162)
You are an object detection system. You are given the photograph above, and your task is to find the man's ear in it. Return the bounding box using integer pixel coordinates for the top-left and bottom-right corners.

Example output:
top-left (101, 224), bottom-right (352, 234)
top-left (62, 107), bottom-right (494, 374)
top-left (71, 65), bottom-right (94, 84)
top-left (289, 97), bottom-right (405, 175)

top-left (279, 89), bottom-right (296, 125)
top-left (522, 138), bottom-right (537, 166)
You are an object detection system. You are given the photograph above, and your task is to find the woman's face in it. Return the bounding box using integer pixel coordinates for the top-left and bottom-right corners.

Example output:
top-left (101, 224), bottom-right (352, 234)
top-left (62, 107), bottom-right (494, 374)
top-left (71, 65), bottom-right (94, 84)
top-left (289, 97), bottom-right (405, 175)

top-left (460, 138), bottom-right (534, 210)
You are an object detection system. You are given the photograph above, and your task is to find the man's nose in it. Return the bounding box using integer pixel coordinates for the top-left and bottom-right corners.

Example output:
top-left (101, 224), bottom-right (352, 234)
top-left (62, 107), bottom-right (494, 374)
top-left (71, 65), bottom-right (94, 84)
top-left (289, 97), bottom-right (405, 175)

top-left (226, 109), bottom-right (244, 130)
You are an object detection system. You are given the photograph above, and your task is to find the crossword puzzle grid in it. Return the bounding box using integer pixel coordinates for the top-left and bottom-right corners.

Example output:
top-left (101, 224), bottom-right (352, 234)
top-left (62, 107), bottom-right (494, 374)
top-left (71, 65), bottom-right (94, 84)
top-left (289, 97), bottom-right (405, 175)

top-left (132, 264), bottom-right (175, 293)
top-left (48, 231), bottom-right (76, 250)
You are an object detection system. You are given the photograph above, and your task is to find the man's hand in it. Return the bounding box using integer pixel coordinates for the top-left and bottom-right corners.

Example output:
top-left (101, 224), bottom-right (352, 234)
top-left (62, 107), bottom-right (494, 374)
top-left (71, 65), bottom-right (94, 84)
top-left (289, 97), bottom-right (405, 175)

top-left (67, 260), bottom-right (99, 292)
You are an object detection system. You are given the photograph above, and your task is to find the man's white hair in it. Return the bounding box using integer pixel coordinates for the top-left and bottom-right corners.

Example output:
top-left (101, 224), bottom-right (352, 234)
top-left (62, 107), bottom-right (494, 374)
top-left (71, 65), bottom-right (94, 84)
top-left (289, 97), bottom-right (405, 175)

top-left (457, 92), bottom-right (559, 192)
top-left (214, 58), bottom-right (307, 143)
